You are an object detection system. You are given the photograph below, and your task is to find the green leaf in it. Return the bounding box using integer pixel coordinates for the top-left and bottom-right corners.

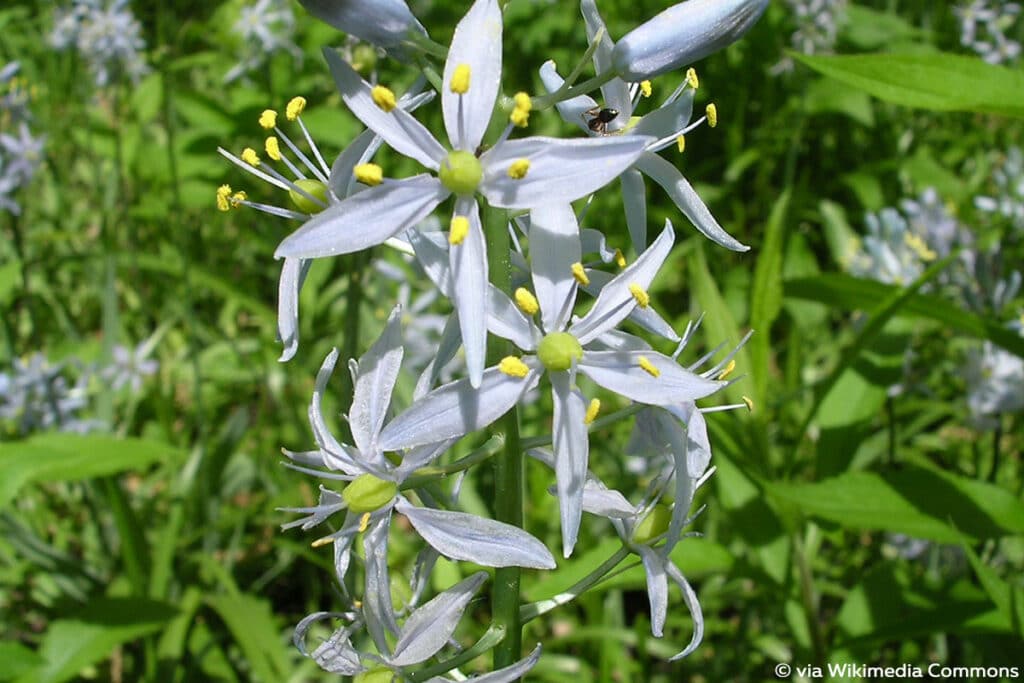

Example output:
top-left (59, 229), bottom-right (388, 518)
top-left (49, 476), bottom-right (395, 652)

top-left (791, 51), bottom-right (1024, 118)
top-left (0, 434), bottom-right (185, 509)
top-left (770, 467), bottom-right (1024, 542)
top-left (842, 5), bottom-right (927, 50)
top-left (206, 594), bottom-right (291, 683)
top-left (0, 642), bottom-right (41, 681)
top-left (0, 258), bottom-right (21, 308)
top-left (749, 190), bottom-right (790, 406)
top-left (15, 599), bottom-right (176, 683)
top-left (961, 538), bottom-right (1024, 637)
top-left (804, 78), bottom-right (875, 126)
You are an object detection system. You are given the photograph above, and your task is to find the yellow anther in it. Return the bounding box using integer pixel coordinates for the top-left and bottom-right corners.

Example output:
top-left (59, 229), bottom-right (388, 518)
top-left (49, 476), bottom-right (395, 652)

top-left (451, 64), bottom-right (471, 94)
top-left (258, 109), bottom-right (278, 129)
top-left (571, 262), bottom-right (590, 286)
top-left (742, 395), bottom-right (754, 412)
top-left (241, 147), bottom-right (261, 166)
top-left (676, 135), bottom-right (686, 153)
top-left (371, 85), bottom-right (397, 112)
top-left (230, 190), bottom-right (247, 207)
top-left (449, 215), bottom-right (470, 245)
top-left (628, 283), bottom-right (650, 308)
top-left (904, 233), bottom-right (937, 261)
top-left (514, 92), bottom-right (532, 111)
top-left (686, 68), bottom-right (699, 89)
top-left (352, 600), bottom-right (363, 609)
top-left (584, 398), bottom-right (601, 425)
top-left (498, 356), bottom-right (530, 378)
top-left (265, 136), bottom-right (282, 161)
top-left (216, 184), bottom-right (232, 211)
top-left (286, 96), bottom-right (306, 120)
top-left (311, 535), bottom-right (332, 548)
top-left (508, 158), bottom-right (530, 179)
top-left (640, 80), bottom-right (652, 97)
top-left (510, 107), bottom-right (530, 128)
top-left (614, 249), bottom-right (626, 268)
top-left (358, 512), bottom-right (371, 533)
top-left (514, 287), bottom-right (539, 315)
top-left (718, 359), bottom-right (736, 380)
top-left (706, 103), bottom-right (718, 128)
top-left (638, 355), bottom-right (660, 378)
top-left (354, 163), bottom-right (383, 186)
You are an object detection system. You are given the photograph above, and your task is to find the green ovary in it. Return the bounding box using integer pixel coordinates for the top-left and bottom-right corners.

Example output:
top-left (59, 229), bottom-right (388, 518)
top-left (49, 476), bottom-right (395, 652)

top-left (342, 473), bottom-right (398, 513)
top-left (289, 178), bottom-right (329, 214)
top-left (632, 504), bottom-right (672, 545)
top-left (354, 668), bottom-right (395, 683)
top-left (438, 150), bottom-right (483, 195)
top-left (537, 332), bottom-right (583, 372)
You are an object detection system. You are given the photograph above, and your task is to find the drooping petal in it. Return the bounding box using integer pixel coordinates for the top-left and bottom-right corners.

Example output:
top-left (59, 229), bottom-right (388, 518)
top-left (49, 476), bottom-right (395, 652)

top-left (278, 257), bottom-right (312, 362)
top-left (580, 227), bottom-right (617, 263)
top-left (276, 175), bottom-right (448, 259)
top-left (487, 286), bottom-right (539, 351)
top-left (581, 0), bottom-right (632, 124)
top-left (390, 572), bottom-right (488, 666)
top-left (295, 614), bottom-right (363, 675)
top-left (449, 198), bottom-right (488, 387)
top-left (424, 644), bottom-right (542, 683)
top-left (578, 349), bottom-right (724, 405)
top-left (551, 372), bottom-right (589, 557)
top-left (620, 169), bottom-right (649, 250)
top-left (479, 135), bottom-right (652, 209)
top-left (538, 60), bottom-right (596, 133)
top-left (635, 151), bottom-right (749, 252)
top-left (582, 269), bottom-right (680, 342)
top-left (299, 0), bottom-right (426, 49)
top-left (580, 480), bottom-right (638, 519)
top-left (650, 409), bottom-right (695, 554)
top-left (363, 514), bottom-right (400, 654)
top-left (571, 224), bottom-right (674, 344)
top-left (396, 498), bottom-right (556, 569)
top-left (378, 363), bottom-right (541, 451)
top-left (324, 48), bottom-right (446, 169)
top-left (530, 203), bottom-right (581, 333)
top-left (443, 0), bottom-right (503, 151)
top-left (638, 545), bottom-right (669, 637)
top-left (665, 561), bottom-right (705, 660)
top-left (350, 306), bottom-right (404, 456)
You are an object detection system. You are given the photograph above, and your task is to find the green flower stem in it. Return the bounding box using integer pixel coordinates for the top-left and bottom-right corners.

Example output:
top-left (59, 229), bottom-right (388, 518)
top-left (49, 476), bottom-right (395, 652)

top-left (401, 434), bottom-right (505, 489)
top-left (519, 546), bottom-right (630, 623)
top-left (532, 68), bottom-right (617, 111)
top-left (520, 402), bottom-right (645, 450)
top-left (407, 624), bottom-right (506, 682)
top-left (336, 250), bottom-right (371, 442)
top-left (483, 201), bottom-right (524, 670)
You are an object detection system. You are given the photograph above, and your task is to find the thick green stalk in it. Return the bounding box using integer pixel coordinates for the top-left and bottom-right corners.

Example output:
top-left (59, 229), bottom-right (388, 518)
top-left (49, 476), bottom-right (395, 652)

top-left (482, 202), bottom-right (524, 670)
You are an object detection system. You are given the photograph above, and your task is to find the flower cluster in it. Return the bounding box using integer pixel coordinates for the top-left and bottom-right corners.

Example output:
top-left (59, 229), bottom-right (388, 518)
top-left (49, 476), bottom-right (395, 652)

top-left (225, 0), bottom-right (304, 83)
top-left (50, 0), bottom-right (149, 88)
top-left (976, 146), bottom-right (1024, 231)
top-left (1, 63), bottom-right (45, 216)
top-left (773, 0), bottom-right (847, 73)
top-left (954, 0), bottom-right (1022, 64)
top-left (219, 0), bottom-right (765, 677)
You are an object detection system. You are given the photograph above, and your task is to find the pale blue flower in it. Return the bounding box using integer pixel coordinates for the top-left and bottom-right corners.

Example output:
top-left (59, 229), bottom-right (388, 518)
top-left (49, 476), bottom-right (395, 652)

top-left (225, 0), bottom-right (303, 83)
top-left (50, 0), bottom-right (148, 87)
top-left (976, 147), bottom-right (1024, 230)
top-left (297, 0), bottom-right (426, 50)
top-left (955, 0), bottom-right (1021, 64)
top-left (965, 318), bottom-right (1024, 421)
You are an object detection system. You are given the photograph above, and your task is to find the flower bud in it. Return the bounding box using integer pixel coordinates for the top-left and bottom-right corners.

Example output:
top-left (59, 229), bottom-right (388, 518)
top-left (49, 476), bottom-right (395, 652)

top-left (611, 0), bottom-right (768, 81)
top-left (297, 0), bottom-right (425, 48)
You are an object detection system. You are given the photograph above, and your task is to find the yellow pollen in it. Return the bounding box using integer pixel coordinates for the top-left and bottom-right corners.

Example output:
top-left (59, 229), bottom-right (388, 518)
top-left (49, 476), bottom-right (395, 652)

top-left (216, 184), bottom-right (232, 211)
top-left (718, 359), bottom-right (736, 380)
top-left (640, 80), bottom-right (652, 97)
top-left (311, 535), bottom-right (332, 548)
top-left (358, 512), bottom-right (371, 533)
top-left (498, 356), bottom-right (530, 378)
top-left (286, 96), bottom-right (306, 120)
top-left (265, 136), bottom-right (282, 161)
top-left (706, 103), bottom-right (718, 128)
top-left (742, 395), bottom-right (754, 412)
top-left (451, 64), bottom-right (471, 94)
top-left (371, 85), bottom-right (397, 112)
top-left (258, 109), bottom-right (277, 129)
top-left (638, 355), bottom-right (660, 377)
top-left (628, 283), bottom-right (650, 308)
top-left (449, 215), bottom-right (470, 245)
top-left (508, 158), bottom-right (530, 180)
top-left (904, 233), bottom-right (937, 261)
top-left (614, 249), bottom-right (626, 268)
top-left (676, 135), bottom-right (686, 153)
top-left (230, 191), bottom-right (247, 207)
top-left (686, 68), bottom-right (699, 89)
top-left (352, 600), bottom-right (363, 609)
top-left (354, 163), bottom-right (383, 186)
top-left (241, 147), bottom-right (261, 166)
top-left (571, 262), bottom-right (590, 286)
top-left (510, 99), bottom-right (531, 128)
top-left (514, 92), bottom-right (532, 111)
top-left (584, 398), bottom-right (601, 425)
top-left (514, 287), bottom-right (539, 315)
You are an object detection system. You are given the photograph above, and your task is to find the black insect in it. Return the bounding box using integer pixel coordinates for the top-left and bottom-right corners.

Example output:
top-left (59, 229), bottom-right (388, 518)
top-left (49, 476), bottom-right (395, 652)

top-left (584, 107), bottom-right (619, 135)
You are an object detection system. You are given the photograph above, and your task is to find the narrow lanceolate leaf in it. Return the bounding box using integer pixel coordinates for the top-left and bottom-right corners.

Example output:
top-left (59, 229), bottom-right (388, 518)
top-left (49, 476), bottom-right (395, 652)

top-left (390, 572), bottom-right (488, 666)
top-left (396, 499), bottom-right (556, 569)
top-left (791, 51), bottom-right (1024, 119)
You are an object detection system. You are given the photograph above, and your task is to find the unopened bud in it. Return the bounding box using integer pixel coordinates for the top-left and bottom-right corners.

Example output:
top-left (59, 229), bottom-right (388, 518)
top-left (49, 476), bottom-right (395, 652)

top-left (298, 0), bottom-right (425, 49)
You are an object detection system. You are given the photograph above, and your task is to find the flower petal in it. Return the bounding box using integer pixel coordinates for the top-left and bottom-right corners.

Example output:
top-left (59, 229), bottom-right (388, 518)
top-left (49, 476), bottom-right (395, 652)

top-left (396, 498), bottom-right (556, 569)
top-left (378, 363), bottom-right (541, 451)
top-left (324, 48), bottom-right (446, 169)
top-left (631, 89), bottom-right (695, 142)
top-left (276, 175), bottom-right (448, 259)
top-left (538, 60), bottom-right (596, 133)
top-left (299, 0), bottom-right (425, 49)
top-left (443, 0), bottom-right (503, 151)
top-left (665, 561), bottom-right (704, 660)
top-left (277, 257), bottom-right (311, 362)
top-left (450, 198), bottom-right (488, 387)
top-left (581, 0), bottom-right (631, 124)
top-left (530, 203), bottom-right (581, 333)
top-left (408, 230), bottom-right (454, 297)
top-left (479, 135), bottom-right (652, 209)
top-left (329, 128), bottom-right (378, 200)
top-left (363, 514), bottom-right (401, 654)
top-left (309, 349), bottom-right (369, 476)
top-left (551, 372), bottom-right (589, 557)
top-left (487, 286), bottom-right (538, 351)
top-left (635, 151), bottom-right (749, 252)
top-left (350, 306), bottom-right (404, 456)
top-left (580, 227), bottom-right (617, 263)
top-left (582, 269), bottom-right (680, 342)
top-left (295, 615), bottom-right (363, 675)
top-left (424, 644), bottom-right (542, 683)
top-left (571, 224), bottom-right (674, 344)
top-left (620, 169), bottom-right (649, 250)
top-left (390, 571), bottom-right (488, 666)
top-left (581, 480), bottom-right (637, 518)
top-left (578, 349), bottom-right (724, 405)
top-left (638, 545), bottom-right (668, 637)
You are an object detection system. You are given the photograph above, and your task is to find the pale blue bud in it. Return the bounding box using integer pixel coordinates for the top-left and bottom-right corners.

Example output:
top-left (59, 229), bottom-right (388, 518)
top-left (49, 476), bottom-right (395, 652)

top-left (297, 0), bottom-right (425, 48)
top-left (612, 0), bottom-right (769, 80)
